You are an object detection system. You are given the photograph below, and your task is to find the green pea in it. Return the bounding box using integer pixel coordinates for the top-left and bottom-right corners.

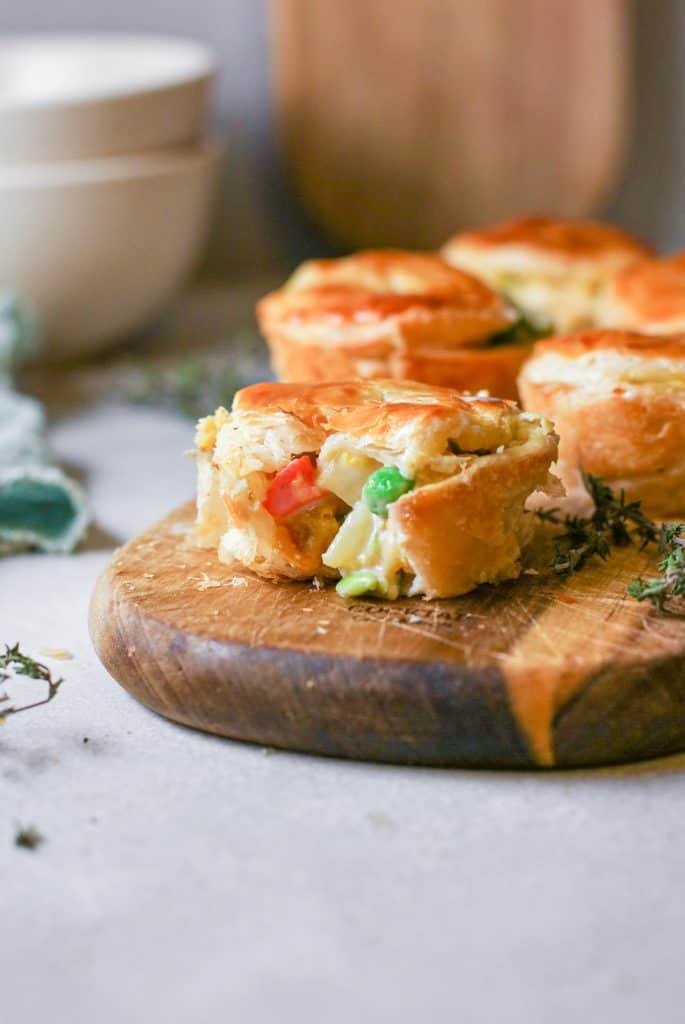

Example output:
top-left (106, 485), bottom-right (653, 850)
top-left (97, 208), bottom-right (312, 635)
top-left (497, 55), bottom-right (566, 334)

top-left (362, 466), bottom-right (414, 517)
top-left (336, 570), bottom-right (379, 598)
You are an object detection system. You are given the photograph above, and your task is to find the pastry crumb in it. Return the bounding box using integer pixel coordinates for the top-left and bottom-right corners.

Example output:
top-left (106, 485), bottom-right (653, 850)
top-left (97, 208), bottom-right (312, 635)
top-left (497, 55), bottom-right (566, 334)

top-left (195, 572), bottom-right (223, 591)
top-left (367, 811), bottom-right (395, 830)
top-left (38, 647), bottom-right (73, 660)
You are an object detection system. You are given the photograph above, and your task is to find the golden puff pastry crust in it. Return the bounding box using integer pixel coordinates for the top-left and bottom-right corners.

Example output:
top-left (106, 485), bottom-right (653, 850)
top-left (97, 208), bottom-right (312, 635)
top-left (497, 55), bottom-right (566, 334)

top-left (256, 250), bottom-right (528, 399)
top-left (196, 379), bottom-right (559, 599)
top-left (442, 215), bottom-right (653, 333)
top-left (598, 253), bottom-right (685, 334)
top-left (518, 329), bottom-right (685, 515)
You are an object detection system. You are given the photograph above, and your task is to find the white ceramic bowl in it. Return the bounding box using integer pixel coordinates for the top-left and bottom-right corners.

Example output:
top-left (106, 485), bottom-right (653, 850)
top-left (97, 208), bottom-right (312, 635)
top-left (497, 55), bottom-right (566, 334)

top-left (0, 141), bottom-right (220, 359)
top-left (0, 34), bottom-right (215, 163)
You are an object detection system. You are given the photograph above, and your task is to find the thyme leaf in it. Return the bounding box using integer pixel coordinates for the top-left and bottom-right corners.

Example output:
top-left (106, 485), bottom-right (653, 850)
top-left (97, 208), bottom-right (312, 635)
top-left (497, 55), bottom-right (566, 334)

top-left (15, 825), bottom-right (44, 850)
top-left (627, 524), bottom-right (685, 612)
top-left (534, 473), bottom-right (685, 612)
top-left (122, 330), bottom-right (264, 419)
top-left (535, 472), bottom-right (658, 573)
top-left (0, 643), bottom-right (63, 721)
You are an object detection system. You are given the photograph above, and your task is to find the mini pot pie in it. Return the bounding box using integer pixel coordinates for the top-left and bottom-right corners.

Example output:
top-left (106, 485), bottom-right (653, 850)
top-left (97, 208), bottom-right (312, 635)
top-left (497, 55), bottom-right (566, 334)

top-left (597, 252), bottom-right (685, 334)
top-left (256, 250), bottom-right (537, 400)
top-left (518, 329), bottom-right (685, 515)
top-left (442, 215), bottom-right (653, 334)
top-left (195, 379), bottom-right (559, 600)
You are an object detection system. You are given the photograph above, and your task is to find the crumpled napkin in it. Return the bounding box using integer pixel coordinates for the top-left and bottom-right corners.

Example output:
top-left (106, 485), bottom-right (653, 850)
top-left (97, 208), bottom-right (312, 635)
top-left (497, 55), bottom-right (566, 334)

top-left (0, 295), bottom-right (90, 555)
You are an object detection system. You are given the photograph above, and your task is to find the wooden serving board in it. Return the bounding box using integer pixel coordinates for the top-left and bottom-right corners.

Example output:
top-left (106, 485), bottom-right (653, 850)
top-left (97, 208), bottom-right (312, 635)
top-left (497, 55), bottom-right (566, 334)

top-left (89, 502), bottom-right (685, 769)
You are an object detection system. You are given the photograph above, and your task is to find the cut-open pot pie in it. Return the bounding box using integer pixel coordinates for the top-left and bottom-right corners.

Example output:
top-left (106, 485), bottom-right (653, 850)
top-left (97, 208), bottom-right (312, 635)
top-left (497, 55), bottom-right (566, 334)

top-left (195, 379), bottom-right (559, 599)
top-left (256, 250), bottom-right (538, 400)
top-left (518, 329), bottom-right (685, 515)
top-left (442, 215), bottom-right (653, 334)
top-left (597, 252), bottom-right (685, 334)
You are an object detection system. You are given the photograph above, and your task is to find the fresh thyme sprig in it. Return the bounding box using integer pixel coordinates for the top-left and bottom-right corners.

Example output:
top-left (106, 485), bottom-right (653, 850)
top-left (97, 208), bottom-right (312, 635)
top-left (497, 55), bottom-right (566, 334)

top-left (122, 330), bottom-right (265, 419)
top-left (534, 473), bottom-right (685, 611)
top-left (535, 473), bottom-right (659, 574)
top-left (0, 643), bottom-right (63, 722)
top-left (15, 825), bottom-right (44, 850)
top-left (628, 524), bottom-right (685, 612)
top-left (126, 357), bottom-right (243, 419)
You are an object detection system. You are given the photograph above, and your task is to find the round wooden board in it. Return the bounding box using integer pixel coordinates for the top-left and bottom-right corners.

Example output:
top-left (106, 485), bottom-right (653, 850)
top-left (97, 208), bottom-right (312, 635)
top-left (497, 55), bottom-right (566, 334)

top-left (89, 502), bottom-right (685, 769)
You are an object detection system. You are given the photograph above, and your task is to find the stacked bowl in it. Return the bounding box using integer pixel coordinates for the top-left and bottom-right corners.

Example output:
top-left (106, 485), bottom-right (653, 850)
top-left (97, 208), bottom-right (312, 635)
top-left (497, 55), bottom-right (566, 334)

top-left (0, 35), bottom-right (219, 359)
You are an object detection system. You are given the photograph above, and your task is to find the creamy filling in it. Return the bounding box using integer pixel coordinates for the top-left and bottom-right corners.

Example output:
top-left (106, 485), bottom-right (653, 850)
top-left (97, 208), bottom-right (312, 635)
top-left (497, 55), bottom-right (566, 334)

top-left (321, 501), bottom-right (408, 598)
top-left (314, 436), bottom-right (515, 596)
top-left (314, 442), bottom-right (409, 595)
top-left (446, 263), bottom-right (601, 333)
top-left (493, 273), bottom-right (600, 333)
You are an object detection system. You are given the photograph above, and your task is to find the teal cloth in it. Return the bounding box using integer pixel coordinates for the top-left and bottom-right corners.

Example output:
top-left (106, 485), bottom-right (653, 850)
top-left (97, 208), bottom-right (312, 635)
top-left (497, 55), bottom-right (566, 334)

top-left (0, 291), bottom-right (39, 374)
top-left (0, 296), bottom-right (90, 554)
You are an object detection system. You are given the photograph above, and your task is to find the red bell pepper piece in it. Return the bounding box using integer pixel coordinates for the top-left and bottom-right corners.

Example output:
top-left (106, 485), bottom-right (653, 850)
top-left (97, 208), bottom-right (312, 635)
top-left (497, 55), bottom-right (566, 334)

top-left (262, 455), bottom-right (327, 520)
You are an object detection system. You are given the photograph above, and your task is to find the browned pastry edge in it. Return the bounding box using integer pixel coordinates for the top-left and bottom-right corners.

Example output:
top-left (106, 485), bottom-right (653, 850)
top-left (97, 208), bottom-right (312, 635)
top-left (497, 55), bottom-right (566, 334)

top-left (264, 332), bottom-right (530, 400)
top-left (445, 215), bottom-right (654, 261)
top-left (606, 253), bottom-right (685, 325)
top-left (530, 327), bottom-right (685, 359)
top-left (233, 378), bottom-right (517, 428)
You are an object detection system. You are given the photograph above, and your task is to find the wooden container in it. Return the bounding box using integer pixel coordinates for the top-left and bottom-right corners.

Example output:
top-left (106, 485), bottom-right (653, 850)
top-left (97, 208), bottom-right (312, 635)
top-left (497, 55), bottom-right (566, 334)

top-left (270, 0), bottom-right (630, 248)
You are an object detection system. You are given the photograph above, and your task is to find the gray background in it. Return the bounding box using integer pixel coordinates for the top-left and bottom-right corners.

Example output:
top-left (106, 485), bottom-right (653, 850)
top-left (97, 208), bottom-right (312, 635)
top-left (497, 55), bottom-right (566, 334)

top-left (2, 0), bottom-right (685, 277)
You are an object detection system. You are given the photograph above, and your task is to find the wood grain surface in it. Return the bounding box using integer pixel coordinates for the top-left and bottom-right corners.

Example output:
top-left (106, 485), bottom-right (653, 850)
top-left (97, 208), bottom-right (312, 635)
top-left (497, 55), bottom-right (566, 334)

top-left (89, 501), bottom-right (685, 769)
top-left (271, 0), bottom-right (630, 248)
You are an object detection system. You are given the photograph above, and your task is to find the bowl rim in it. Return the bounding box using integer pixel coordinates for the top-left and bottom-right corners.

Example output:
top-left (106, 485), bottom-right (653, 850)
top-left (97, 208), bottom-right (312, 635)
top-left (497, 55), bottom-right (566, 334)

top-left (0, 138), bottom-right (222, 189)
top-left (0, 33), bottom-right (216, 112)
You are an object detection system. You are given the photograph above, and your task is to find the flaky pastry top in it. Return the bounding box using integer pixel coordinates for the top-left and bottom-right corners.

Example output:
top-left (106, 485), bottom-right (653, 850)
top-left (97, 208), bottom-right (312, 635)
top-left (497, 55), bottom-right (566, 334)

top-left (198, 379), bottom-right (553, 481)
top-left (443, 216), bottom-right (652, 278)
top-left (601, 253), bottom-right (685, 330)
top-left (257, 250), bottom-right (515, 346)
